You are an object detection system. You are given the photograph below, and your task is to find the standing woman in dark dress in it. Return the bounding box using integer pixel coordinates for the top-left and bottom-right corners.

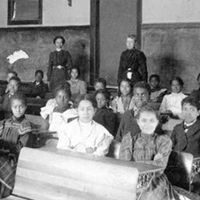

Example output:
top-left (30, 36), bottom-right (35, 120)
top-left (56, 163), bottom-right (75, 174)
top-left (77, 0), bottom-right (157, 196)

top-left (47, 36), bottom-right (73, 91)
top-left (117, 34), bottom-right (148, 86)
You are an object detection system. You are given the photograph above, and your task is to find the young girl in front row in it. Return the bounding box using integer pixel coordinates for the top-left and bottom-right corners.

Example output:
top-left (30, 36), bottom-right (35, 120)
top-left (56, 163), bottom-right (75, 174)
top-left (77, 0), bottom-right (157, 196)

top-left (57, 94), bottom-right (113, 156)
top-left (0, 93), bottom-right (32, 198)
top-left (119, 105), bottom-right (195, 200)
top-left (119, 105), bottom-right (172, 167)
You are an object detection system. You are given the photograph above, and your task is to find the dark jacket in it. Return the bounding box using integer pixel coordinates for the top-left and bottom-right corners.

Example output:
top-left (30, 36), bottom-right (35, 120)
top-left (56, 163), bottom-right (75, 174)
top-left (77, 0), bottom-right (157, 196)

top-left (171, 119), bottom-right (200, 158)
top-left (117, 48), bottom-right (147, 84)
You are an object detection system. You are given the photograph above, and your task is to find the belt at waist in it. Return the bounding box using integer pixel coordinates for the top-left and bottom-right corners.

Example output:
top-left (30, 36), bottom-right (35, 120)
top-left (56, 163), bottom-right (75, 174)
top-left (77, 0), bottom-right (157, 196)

top-left (53, 65), bottom-right (65, 69)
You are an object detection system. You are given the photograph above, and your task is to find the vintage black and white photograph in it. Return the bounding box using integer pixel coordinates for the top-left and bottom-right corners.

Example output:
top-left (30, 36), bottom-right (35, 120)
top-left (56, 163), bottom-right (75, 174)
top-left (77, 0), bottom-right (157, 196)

top-left (0, 0), bottom-right (200, 199)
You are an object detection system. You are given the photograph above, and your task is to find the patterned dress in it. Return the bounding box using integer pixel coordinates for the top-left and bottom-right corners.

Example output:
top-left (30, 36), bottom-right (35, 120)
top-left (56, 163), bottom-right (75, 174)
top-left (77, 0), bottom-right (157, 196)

top-left (119, 132), bottom-right (172, 167)
top-left (119, 132), bottom-right (197, 200)
top-left (0, 115), bottom-right (31, 198)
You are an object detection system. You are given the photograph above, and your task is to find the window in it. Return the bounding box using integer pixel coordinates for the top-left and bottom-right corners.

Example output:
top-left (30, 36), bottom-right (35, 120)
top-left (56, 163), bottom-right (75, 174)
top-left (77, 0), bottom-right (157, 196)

top-left (8, 0), bottom-right (42, 25)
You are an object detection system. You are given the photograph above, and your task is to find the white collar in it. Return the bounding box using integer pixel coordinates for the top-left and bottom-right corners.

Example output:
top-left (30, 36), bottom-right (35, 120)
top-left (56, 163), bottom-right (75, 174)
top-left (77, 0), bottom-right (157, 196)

top-left (184, 119), bottom-right (197, 127)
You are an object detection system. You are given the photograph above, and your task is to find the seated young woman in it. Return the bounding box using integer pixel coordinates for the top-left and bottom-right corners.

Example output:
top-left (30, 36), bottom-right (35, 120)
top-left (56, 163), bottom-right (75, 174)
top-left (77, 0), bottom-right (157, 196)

top-left (94, 77), bottom-right (107, 91)
top-left (29, 70), bottom-right (48, 99)
top-left (119, 105), bottom-right (196, 200)
top-left (43, 84), bottom-right (78, 133)
top-left (40, 83), bottom-right (74, 124)
top-left (0, 93), bottom-right (32, 198)
top-left (111, 79), bottom-right (134, 121)
top-left (159, 77), bottom-right (187, 119)
top-left (57, 94), bottom-right (113, 156)
top-left (149, 74), bottom-right (167, 103)
top-left (0, 76), bottom-right (21, 119)
top-left (67, 67), bottom-right (87, 100)
top-left (93, 89), bottom-right (117, 137)
top-left (0, 70), bottom-right (18, 96)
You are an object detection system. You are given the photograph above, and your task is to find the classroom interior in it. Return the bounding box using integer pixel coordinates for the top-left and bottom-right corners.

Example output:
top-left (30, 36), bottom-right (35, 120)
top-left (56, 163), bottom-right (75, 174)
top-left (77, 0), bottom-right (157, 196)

top-left (0, 0), bottom-right (200, 200)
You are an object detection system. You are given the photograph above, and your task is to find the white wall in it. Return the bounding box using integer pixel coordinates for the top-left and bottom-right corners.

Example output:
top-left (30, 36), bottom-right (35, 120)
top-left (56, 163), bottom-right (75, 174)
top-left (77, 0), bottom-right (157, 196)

top-left (0, 0), bottom-right (90, 27)
top-left (43, 0), bottom-right (90, 26)
top-left (143, 0), bottom-right (200, 24)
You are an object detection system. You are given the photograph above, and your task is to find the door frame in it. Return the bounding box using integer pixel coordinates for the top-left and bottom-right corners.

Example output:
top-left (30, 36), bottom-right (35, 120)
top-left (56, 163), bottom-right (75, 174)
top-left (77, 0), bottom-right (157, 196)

top-left (90, 0), bottom-right (142, 85)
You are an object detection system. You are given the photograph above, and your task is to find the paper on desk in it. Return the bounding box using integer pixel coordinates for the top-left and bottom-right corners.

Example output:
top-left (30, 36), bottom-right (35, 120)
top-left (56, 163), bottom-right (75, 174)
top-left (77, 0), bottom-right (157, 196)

top-left (7, 50), bottom-right (29, 64)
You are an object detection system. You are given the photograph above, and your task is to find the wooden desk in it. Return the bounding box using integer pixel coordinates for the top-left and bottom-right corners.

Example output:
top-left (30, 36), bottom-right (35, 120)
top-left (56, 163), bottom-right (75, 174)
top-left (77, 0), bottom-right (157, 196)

top-left (8, 147), bottom-right (142, 200)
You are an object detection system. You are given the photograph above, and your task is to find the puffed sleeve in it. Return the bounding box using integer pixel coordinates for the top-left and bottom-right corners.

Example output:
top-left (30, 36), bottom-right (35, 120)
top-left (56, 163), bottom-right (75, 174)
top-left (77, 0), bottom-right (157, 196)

top-left (153, 135), bottom-right (172, 168)
top-left (93, 127), bottom-right (113, 156)
top-left (40, 99), bottom-right (57, 120)
top-left (119, 132), bottom-right (133, 161)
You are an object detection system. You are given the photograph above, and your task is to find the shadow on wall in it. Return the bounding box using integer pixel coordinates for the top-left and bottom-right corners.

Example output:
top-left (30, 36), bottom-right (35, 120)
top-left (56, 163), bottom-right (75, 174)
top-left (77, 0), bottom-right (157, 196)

top-left (157, 55), bottom-right (185, 88)
top-left (142, 26), bottom-right (200, 92)
top-left (72, 39), bottom-right (90, 81)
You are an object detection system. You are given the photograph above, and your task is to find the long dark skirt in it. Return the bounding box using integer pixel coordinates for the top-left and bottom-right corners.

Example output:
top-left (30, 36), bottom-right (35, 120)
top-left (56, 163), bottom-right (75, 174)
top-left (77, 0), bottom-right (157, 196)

top-left (49, 68), bottom-right (68, 91)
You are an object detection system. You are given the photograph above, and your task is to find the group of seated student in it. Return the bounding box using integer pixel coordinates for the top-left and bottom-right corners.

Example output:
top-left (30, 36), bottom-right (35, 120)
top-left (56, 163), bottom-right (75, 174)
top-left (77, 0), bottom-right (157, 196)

top-left (1, 70), bottom-right (200, 199)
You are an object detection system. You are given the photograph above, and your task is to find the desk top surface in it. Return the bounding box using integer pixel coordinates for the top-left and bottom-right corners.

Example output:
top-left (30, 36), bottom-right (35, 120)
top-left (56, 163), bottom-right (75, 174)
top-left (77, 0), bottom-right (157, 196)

top-left (35, 146), bottom-right (163, 174)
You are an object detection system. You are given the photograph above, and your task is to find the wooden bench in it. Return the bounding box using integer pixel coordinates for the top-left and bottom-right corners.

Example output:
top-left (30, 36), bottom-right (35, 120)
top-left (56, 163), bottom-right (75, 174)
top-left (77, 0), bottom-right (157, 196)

top-left (4, 147), bottom-right (143, 200)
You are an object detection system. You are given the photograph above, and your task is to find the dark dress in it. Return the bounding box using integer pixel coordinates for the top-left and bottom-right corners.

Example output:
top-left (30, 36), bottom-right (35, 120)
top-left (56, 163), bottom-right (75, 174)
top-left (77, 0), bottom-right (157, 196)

top-left (47, 50), bottom-right (73, 91)
top-left (119, 132), bottom-right (197, 200)
top-left (0, 115), bottom-right (31, 198)
top-left (28, 81), bottom-right (49, 99)
top-left (93, 107), bottom-right (117, 137)
top-left (117, 48), bottom-right (148, 85)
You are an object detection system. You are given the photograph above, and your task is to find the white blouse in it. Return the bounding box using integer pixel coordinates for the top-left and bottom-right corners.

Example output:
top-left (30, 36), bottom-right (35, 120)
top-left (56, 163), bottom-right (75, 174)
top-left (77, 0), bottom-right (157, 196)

top-left (40, 98), bottom-right (57, 121)
top-left (159, 92), bottom-right (187, 116)
top-left (40, 98), bottom-right (73, 122)
top-left (49, 108), bottom-right (78, 133)
top-left (57, 119), bottom-right (113, 156)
